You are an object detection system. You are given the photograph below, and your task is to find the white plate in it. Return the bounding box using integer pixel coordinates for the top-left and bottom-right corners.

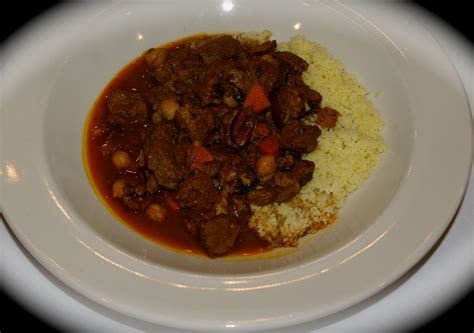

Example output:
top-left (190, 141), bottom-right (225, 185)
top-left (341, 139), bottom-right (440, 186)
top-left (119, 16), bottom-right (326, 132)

top-left (2, 1), bottom-right (472, 330)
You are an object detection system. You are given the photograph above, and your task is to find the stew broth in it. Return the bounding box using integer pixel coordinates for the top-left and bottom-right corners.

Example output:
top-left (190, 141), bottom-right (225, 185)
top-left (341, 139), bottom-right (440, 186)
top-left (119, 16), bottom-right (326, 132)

top-left (84, 36), bottom-right (270, 256)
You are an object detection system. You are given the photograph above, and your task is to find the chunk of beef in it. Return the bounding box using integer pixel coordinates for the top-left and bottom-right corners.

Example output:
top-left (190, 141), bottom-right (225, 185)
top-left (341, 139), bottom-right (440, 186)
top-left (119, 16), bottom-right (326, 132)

top-left (276, 51), bottom-right (309, 73)
top-left (291, 159), bottom-right (315, 186)
top-left (275, 182), bottom-right (300, 203)
top-left (250, 40), bottom-right (277, 55)
top-left (247, 187), bottom-right (275, 206)
top-left (151, 46), bottom-right (205, 96)
top-left (246, 59), bottom-right (280, 94)
top-left (106, 90), bottom-right (148, 124)
top-left (228, 195), bottom-right (251, 225)
top-left (143, 122), bottom-right (190, 189)
top-left (198, 214), bottom-right (240, 257)
top-left (143, 86), bottom-right (178, 112)
top-left (284, 70), bottom-right (305, 87)
top-left (122, 184), bottom-right (150, 210)
top-left (176, 172), bottom-right (220, 209)
top-left (317, 107), bottom-right (339, 128)
top-left (209, 145), bottom-right (242, 184)
top-left (274, 172), bottom-right (296, 187)
top-left (223, 67), bottom-right (252, 94)
top-left (176, 172), bottom-right (221, 234)
top-left (152, 67), bottom-right (172, 84)
top-left (273, 172), bottom-right (301, 203)
top-left (198, 35), bottom-right (243, 65)
top-left (175, 106), bottom-right (215, 142)
top-left (209, 146), bottom-right (254, 196)
top-left (179, 208), bottom-right (215, 236)
top-left (171, 67), bottom-right (203, 96)
top-left (165, 46), bottom-right (202, 72)
top-left (175, 49), bottom-right (203, 69)
top-left (193, 158), bottom-right (220, 177)
top-left (197, 71), bottom-right (221, 106)
top-left (283, 72), bottom-right (322, 111)
top-left (279, 119), bottom-right (321, 153)
top-left (306, 88), bottom-right (323, 109)
top-left (277, 150), bottom-right (298, 171)
top-left (271, 86), bottom-right (307, 127)
top-left (146, 173), bottom-right (159, 193)
top-left (198, 60), bottom-right (251, 105)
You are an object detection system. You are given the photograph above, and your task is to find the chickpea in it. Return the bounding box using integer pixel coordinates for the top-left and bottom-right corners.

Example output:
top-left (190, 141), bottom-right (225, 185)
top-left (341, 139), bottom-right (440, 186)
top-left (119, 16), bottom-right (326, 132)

top-left (256, 155), bottom-right (277, 177)
top-left (274, 172), bottom-right (296, 187)
top-left (161, 99), bottom-right (179, 120)
top-left (112, 179), bottom-right (126, 198)
top-left (215, 197), bottom-right (228, 215)
top-left (223, 94), bottom-right (238, 108)
top-left (146, 203), bottom-right (167, 223)
top-left (112, 150), bottom-right (132, 170)
top-left (152, 111), bottom-right (163, 124)
top-left (239, 173), bottom-right (252, 186)
top-left (144, 48), bottom-right (168, 68)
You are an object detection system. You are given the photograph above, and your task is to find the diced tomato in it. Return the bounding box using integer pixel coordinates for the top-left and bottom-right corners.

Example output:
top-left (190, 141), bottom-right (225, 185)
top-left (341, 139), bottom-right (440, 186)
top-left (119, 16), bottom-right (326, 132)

top-left (255, 123), bottom-right (271, 136)
top-left (243, 84), bottom-right (271, 113)
top-left (164, 196), bottom-right (179, 212)
top-left (189, 145), bottom-right (214, 171)
top-left (259, 135), bottom-right (279, 156)
top-left (190, 162), bottom-right (205, 172)
top-left (190, 146), bottom-right (214, 164)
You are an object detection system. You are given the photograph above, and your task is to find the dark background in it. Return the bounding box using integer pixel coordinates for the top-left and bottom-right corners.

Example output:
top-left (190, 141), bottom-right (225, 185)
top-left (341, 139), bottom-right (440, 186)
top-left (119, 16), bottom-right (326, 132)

top-left (2, 1), bottom-right (472, 332)
top-left (1, 0), bottom-right (473, 43)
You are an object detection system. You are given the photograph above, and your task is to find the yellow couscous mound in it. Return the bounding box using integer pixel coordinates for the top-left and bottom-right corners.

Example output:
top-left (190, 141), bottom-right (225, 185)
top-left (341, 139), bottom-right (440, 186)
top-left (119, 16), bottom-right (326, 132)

top-left (248, 35), bottom-right (386, 247)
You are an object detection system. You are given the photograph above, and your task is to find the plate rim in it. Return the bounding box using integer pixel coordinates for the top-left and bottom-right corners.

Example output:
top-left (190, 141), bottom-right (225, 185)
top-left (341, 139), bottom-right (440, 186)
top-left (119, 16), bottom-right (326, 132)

top-left (2, 1), bottom-right (472, 330)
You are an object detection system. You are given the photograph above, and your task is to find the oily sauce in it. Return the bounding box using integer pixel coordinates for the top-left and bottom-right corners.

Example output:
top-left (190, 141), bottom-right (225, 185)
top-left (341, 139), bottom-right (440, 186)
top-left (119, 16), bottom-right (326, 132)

top-left (84, 36), bottom-right (270, 257)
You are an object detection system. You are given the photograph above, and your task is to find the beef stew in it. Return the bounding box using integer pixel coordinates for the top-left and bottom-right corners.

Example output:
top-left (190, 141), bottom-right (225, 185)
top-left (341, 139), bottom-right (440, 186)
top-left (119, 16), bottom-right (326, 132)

top-left (84, 34), bottom-right (338, 257)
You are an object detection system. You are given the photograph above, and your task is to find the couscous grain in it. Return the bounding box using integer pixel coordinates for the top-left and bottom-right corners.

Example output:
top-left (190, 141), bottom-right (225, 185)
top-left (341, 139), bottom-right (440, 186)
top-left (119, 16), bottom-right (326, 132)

top-left (248, 35), bottom-right (385, 247)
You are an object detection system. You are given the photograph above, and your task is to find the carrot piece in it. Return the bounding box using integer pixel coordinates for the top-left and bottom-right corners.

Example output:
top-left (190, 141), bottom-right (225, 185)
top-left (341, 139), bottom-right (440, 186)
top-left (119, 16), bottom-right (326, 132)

top-left (259, 135), bottom-right (279, 156)
top-left (164, 196), bottom-right (179, 212)
top-left (243, 84), bottom-right (271, 113)
top-left (189, 146), bottom-right (214, 171)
